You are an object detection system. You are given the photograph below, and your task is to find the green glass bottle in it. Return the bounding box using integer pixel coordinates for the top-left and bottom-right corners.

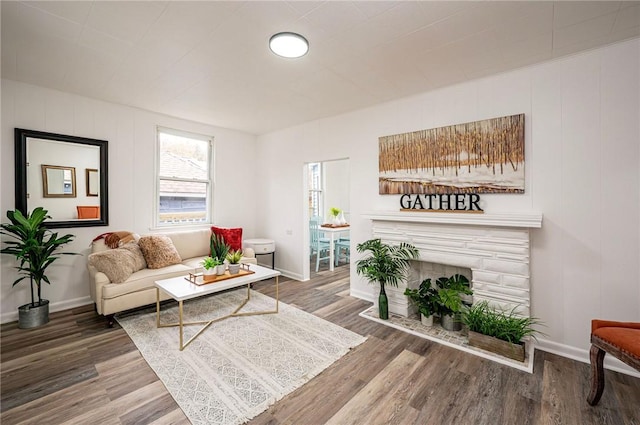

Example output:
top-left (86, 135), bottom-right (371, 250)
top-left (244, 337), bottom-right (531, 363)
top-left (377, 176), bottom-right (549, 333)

top-left (378, 285), bottom-right (389, 320)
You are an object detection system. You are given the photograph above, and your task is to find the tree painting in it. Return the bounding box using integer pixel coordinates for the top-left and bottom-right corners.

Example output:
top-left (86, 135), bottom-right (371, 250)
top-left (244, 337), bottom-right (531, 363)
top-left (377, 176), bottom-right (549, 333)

top-left (379, 114), bottom-right (525, 194)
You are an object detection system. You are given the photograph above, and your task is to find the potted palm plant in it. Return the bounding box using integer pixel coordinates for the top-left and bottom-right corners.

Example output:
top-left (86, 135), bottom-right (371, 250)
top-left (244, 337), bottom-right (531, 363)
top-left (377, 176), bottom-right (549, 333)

top-left (355, 238), bottom-right (419, 320)
top-left (0, 207), bottom-right (77, 328)
top-left (404, 277), bottom-right (439, 326)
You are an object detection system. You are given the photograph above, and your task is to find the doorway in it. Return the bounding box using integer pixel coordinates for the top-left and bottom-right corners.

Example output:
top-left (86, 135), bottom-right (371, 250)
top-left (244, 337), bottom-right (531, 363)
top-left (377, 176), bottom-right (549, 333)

top-left (304, 158), bottom-right (350, 280)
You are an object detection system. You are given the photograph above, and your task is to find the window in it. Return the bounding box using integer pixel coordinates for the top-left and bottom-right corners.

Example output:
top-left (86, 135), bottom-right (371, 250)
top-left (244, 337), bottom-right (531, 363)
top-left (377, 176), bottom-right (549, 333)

top-left (308, 162), bottom-right (323, 219)
top-left (156, 127), bottom-right (212, 226)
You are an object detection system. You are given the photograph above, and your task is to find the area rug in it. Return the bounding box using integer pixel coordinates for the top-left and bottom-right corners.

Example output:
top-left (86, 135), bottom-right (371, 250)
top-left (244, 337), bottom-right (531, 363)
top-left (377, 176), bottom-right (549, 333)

top-left (116, 289), bottom-right (366, 425)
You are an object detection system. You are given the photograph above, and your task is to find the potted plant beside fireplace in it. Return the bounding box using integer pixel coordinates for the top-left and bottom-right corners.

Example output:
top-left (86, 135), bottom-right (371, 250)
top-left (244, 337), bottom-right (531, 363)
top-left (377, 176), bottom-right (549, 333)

top-left (435, 274), bottom-right (472, 331)
top-left (404, 277), bottom-right (439, 326)
top-left (462, 301), bottom-right (541, 362)
top-left (356, 238), bottom-right (419, 320)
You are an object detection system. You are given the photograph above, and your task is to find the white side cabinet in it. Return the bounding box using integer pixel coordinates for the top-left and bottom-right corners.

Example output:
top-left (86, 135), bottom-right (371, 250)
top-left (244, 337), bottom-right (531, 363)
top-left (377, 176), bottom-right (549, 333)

top-left (243, 238), bottom-right (276, 269)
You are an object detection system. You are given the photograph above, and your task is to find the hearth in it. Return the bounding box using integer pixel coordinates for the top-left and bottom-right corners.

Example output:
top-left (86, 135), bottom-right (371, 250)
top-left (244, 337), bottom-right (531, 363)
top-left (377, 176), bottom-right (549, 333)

top-left (360, 210), bottom-right (542, 371)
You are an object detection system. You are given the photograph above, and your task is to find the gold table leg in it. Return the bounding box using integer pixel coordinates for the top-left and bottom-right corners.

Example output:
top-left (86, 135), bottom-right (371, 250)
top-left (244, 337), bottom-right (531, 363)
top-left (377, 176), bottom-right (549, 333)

top-left (155, 275), bottom-right (280, 351)
top-left (156, 288), bottom-right (160, 328)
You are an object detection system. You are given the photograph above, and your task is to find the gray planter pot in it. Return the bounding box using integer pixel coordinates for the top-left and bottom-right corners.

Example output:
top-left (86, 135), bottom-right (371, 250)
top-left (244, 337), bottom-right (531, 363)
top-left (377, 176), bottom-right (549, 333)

top-left (18, 299), bottom-right (49, 329)
top-left (441, 313), bottom-right (462, 332)
top-left (228, 263), bottom-right (241, 275)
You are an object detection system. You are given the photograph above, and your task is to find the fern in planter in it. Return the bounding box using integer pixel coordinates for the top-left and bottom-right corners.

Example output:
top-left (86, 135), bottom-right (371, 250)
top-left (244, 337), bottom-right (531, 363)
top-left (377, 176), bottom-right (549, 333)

top-left (463, 301), bottom-right (541, 344)
top-left (462, 301), bottom-right (543, 362)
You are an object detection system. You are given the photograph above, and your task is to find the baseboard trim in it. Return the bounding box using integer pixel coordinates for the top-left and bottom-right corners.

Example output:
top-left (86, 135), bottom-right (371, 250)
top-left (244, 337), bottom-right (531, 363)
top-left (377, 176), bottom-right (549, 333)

top-left (0, 296), bottom-right (93, 324)
top-left (536, 338), bottom-right (640, 378)
top-left (350, 288), bottom-right (373, 302)
top-left (277, 268), bottom-right (304, 282)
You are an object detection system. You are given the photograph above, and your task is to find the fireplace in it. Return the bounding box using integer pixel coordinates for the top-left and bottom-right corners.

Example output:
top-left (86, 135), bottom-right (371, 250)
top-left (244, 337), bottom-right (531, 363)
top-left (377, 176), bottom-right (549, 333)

top-left (360, 210), bottom-right (542, 371)
top-left (363, 211), bottom-right (542, 317)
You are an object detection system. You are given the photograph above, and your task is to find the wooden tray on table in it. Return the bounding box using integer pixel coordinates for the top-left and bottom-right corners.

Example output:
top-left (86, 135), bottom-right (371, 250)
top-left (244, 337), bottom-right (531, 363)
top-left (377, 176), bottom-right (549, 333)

top-left (321, 223), bottom-right (350, 228)
top-left (185, 265), bottom-right (255, 286)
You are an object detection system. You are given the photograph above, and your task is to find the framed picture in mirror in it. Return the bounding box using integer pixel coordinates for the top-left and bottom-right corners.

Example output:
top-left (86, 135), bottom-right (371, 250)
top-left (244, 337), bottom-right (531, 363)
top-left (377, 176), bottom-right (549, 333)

top-left (86, 168), bottom-right (99, 197)
top-left (41, 165), bottom-right (77, 198)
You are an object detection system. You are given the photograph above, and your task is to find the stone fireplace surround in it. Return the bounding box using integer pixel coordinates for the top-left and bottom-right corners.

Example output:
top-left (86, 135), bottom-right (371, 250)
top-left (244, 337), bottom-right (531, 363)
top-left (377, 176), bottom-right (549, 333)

top-left (359, 210), bottom-right (543, 371)
top-left (362, 211), bottom-right (542, 317)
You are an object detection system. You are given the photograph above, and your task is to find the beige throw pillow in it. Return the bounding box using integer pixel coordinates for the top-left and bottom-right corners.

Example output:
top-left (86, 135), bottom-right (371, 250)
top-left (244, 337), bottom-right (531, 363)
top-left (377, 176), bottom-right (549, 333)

top-left (88, 242), bottom-right (147, 283)
top-left (138, 235), bottom-right (182, 269)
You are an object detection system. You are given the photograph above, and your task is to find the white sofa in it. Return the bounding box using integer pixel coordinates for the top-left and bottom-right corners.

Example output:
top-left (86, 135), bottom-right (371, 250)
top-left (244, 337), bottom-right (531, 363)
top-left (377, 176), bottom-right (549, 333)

top-left (88, 228), bottom-right (257, 320)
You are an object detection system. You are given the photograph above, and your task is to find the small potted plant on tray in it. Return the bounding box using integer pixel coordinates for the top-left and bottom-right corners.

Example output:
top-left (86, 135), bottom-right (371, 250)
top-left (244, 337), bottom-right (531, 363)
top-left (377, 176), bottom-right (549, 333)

top-left (210, 233), bottom-right (230, 275)
top-left (201, 256), bottom-right (221, 278)
top-left (226, 250), bottom-right (243, 274)
top-left (462, 301), bottom-right (542, 362)
top-left (404, 277), bottom-right (439, 326)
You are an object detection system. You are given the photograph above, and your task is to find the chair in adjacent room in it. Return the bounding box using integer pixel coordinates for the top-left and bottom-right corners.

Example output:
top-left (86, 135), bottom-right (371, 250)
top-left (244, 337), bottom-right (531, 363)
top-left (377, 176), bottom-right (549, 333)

top-left (309, 218), bottom-right (331, 272)
top-left (334, 239), bottom-right (350, 266)
top-left (587, 319), bottom-right (640, 406)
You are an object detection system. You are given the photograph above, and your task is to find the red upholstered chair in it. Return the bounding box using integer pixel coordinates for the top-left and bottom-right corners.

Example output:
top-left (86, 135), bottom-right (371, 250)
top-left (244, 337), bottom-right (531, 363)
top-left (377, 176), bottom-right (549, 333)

top-left (587, 320), bottom-right (640, 405)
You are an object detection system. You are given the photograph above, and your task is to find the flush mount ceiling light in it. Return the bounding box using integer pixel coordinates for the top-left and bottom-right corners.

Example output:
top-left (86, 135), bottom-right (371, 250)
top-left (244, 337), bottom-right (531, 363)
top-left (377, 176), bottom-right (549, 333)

top-left (269, 32), bottom-right (309, 58)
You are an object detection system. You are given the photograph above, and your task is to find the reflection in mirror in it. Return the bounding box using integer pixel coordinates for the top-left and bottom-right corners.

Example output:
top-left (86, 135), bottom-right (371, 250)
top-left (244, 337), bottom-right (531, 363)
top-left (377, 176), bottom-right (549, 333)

top-left (15, 128), bottom-right (108, 228)
top-left (86, 168), bottom-right (99, 197)
top-left (42, 165), bottom-right (77, 197)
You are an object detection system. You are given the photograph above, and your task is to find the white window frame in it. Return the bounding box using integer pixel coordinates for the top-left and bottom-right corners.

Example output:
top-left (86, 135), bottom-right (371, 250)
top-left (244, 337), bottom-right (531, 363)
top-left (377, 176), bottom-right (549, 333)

top-left (308, 162), bottom-right (323, 219)
top-left (154, 126), bottom-right (214, 228)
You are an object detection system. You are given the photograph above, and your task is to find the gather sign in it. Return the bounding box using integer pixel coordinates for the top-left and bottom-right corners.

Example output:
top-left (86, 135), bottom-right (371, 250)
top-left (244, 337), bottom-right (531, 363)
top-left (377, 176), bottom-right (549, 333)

top-left (399, 193), bottom-right (484, 212)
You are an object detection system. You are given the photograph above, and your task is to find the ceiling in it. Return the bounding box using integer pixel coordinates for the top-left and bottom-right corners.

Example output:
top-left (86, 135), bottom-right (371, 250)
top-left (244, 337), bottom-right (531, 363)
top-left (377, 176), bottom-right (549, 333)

top-left (2, 1), bottom-right (639, 135)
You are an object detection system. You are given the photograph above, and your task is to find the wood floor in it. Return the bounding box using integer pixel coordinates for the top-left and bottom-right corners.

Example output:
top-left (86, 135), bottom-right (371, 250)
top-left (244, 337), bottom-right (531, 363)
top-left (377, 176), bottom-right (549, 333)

top-left (2, 265), bottom-right (639, 425)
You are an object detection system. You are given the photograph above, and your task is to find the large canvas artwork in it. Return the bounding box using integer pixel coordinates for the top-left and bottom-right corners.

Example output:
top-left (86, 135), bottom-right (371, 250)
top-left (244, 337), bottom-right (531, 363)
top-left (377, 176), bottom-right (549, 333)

top-left (379, 114), bottom-right (525, 194)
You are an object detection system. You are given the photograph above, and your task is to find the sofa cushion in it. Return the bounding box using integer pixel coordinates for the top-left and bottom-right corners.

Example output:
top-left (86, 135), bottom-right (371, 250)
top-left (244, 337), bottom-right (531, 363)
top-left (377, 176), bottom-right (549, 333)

top-left (88, 242), bottom-right (147, 283)
top-left (168, 229), bottom-right (210, 260)
top-left (211, 226), bottom-right (242, 251)
top-left (181, 256), bottom-right (209, 270)
top-left (102, 264), bottom-right (193, 299)
top-left (138, 235), bottom-right (182, 269)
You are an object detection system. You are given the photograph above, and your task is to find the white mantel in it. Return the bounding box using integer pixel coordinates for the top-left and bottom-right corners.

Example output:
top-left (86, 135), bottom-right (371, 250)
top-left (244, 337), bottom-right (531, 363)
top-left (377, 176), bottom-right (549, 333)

top-left (362, 210), bottom-right (543, 318)
top-left (362, 211), bottom-right (543, 229)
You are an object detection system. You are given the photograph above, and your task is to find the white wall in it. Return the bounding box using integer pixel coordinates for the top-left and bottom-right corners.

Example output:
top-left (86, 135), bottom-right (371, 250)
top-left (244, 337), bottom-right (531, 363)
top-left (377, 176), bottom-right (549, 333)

top-left (256, 39), bottom-right (640, 366)
top-left (1, 80), bottom-right (258, 322)
top-left (323, 159), bottom-right (350, 220)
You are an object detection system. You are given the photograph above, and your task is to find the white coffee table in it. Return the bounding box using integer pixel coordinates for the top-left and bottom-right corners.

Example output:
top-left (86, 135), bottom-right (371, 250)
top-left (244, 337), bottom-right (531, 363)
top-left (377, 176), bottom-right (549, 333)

top-left (155, 264), bottom-right (281, 351)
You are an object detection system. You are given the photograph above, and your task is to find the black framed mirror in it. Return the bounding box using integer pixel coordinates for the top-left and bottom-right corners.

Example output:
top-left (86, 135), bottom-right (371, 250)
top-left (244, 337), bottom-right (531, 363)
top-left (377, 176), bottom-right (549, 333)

top-left (15, 128), bottom-right (109, 228)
